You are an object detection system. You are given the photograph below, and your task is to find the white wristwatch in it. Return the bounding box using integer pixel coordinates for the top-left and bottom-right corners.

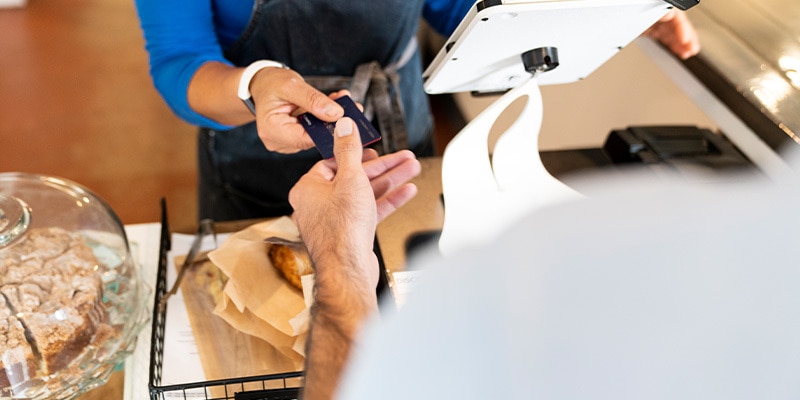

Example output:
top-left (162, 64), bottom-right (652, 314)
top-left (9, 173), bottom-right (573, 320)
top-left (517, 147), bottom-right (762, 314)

top-left (237, 60), bottom-right (288, 114)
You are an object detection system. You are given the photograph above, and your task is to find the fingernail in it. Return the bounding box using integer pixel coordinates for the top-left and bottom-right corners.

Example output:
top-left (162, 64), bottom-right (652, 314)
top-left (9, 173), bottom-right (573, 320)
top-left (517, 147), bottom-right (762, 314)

top-left (336, 118), bottom-right (353, 137)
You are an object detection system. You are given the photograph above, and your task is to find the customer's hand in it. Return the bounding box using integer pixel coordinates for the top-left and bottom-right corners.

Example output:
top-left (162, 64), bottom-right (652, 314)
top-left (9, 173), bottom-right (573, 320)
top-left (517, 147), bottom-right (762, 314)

top-left (644, 9), bottom-right (700, 59)
top-left (289, 117), bottom-right (421, 307)
top-left (249, 67), bottom-right (346, 153)
top-left (292, 117), bottom-right (420, 400)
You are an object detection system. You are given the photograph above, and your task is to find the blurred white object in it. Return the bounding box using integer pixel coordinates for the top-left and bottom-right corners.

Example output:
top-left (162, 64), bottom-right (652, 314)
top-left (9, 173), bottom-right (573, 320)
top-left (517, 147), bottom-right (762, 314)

top-left (342, 148), bottom-right (800, 400)
top-left (438, 77), bottom-right (580, 255)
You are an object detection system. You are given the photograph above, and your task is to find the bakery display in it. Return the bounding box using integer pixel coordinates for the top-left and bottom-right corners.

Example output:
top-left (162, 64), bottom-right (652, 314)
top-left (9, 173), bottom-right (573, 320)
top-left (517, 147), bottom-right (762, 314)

top-left (0, 172), bottom-right (148, 400)
top-left (267, 243), bottom-right (313, 290)
top-left (0, 227), bottom-right (110, 387)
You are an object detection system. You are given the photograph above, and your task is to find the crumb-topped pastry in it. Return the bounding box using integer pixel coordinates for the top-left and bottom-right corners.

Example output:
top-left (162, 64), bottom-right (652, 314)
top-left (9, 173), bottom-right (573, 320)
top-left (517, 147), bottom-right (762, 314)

top-left (0, 227), bottom-right (108, 387)
top-left (0, 300), bottom-right (35, 388)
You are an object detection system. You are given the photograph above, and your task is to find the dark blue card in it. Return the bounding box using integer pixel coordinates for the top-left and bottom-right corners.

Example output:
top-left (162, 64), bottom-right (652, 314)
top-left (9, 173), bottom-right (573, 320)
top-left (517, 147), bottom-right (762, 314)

top-left (299, 96), bottom-right (381, 159)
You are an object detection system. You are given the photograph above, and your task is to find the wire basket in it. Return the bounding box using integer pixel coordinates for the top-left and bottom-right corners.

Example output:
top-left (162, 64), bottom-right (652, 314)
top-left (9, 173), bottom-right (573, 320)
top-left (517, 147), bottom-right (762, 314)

top-left (147, 200), bottom-right (303, 400)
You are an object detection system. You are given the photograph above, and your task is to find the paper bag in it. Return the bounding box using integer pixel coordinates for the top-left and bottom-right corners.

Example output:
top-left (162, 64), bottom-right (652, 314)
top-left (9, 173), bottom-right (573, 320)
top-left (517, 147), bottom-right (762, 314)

top-left (208, 217), bottom-right (312, 362)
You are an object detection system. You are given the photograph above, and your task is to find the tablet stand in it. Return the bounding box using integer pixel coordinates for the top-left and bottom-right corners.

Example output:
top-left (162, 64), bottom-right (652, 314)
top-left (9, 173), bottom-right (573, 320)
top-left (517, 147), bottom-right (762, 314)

top-left (430, 0), bottom-right (699, 255)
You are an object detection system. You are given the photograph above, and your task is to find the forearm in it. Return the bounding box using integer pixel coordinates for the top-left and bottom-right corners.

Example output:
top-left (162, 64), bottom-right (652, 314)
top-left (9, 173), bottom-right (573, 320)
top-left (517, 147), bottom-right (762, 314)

top-left (302, 300), bottom-right (377, 400)
top-left (292, 119), bottom-right (417, 398)
top-left (136, 0), bottom-right (248, 129)
top-left (186, 61), bottom-right (255, 127)
top-left (302, 242), bottom-right (379, 399)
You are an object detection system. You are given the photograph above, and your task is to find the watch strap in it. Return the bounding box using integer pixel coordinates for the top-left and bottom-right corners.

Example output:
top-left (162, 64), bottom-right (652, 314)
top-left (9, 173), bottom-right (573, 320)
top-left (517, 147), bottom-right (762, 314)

top-left (237, 60), bottom-right (288, 114)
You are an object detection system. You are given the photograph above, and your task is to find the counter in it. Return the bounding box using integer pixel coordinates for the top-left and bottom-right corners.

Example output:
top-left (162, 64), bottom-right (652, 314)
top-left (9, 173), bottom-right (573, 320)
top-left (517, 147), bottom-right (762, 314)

top-left (687, 0), bottom-right (800, 148)
top-left (376, 157), bottom-right (444, 276)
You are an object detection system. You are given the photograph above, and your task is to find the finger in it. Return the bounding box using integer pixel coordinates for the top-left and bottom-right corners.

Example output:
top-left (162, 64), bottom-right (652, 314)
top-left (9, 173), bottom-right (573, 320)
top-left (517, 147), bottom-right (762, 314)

top-left (332, 117), bottom-right (365, 173)
top-left (362, 150), bottom-right (418, 180)
top-left (289, 160), bottom-right (333, 206)
top-left (290, 89), bottom-right (351, 117)
top-left (259, 116), bottom-right (316, 152)
top-left (330, 90), bottom-right (364, 110)
top-left (308, 157), bottom-right (340, 181)
top-left (297, 132), bottom-right (316, 150)
top-left (281, 124), bottom-right (316, 151)
top-left (314, 159), bottom-right (337, 181)
top-left (280, 77), bottom-right (344, 122)
top-left (376, 183), bottom-right (418, 222)
top-left (320, 147), bottom-right (375, 177)
top-left (329, 89), bottom-right (352, 100)
top-left (673, 12), bottom-right (700, 58)
top-left (644, 11), bottom-right (699, 60)
top-left (362, 148), bottom-right (379, 162)
top-left (369, 158), bottom-right (422, 199)
top-left (330, 89), bottom-right (364, 112)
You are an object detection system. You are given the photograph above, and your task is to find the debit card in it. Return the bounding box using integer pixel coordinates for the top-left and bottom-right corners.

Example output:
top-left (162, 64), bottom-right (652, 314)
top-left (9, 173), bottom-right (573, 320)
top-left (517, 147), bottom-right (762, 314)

top-left (299, 95), bottom-right (382, 159)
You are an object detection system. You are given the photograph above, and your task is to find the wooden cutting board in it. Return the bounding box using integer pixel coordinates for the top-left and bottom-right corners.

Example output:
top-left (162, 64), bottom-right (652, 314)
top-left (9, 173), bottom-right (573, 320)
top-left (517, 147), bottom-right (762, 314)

top-left (175, 257), bottom-right (302, 383)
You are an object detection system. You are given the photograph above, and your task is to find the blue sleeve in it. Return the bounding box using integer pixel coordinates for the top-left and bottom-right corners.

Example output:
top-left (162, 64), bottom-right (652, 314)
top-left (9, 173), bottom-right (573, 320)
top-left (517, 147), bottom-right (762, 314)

top-left (134, 0), bottom-right (235, 130)
top-left (422, 0), bottom-right (474, 37)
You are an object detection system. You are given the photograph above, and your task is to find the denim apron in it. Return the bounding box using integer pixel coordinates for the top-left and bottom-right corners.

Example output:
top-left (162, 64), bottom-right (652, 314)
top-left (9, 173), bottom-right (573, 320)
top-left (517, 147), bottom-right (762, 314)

top-left (198, 0), bottom-right (433, 221)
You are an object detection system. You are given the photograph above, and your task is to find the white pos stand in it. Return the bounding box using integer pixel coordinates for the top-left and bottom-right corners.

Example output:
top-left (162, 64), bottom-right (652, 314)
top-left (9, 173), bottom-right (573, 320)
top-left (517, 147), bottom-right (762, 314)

top-left (437, 76), bottom-right (580, 255)
top-left (423, 0), bottom-right (696, 255)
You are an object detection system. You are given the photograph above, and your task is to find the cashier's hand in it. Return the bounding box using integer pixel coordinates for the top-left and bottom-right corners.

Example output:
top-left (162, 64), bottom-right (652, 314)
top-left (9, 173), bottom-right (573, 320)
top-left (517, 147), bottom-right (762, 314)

top-left (644, 9), bottom-right (700, 59)
top-left (249, 67), bottom-right (346, 153)
top-left (289, 117), bottom-right (421, 305)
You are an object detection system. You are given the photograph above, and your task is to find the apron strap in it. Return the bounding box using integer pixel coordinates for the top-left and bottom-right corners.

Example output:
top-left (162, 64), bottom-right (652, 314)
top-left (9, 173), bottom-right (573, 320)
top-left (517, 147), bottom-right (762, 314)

top-left (304, 38), bottom-right (417, 154)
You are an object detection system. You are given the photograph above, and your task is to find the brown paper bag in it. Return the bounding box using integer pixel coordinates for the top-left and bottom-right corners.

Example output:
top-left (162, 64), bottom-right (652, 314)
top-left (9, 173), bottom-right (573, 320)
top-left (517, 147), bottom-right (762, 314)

top-left (174, 257), bottom-right (303, 383)
top-left (208, 217), bottom-right (311, 362)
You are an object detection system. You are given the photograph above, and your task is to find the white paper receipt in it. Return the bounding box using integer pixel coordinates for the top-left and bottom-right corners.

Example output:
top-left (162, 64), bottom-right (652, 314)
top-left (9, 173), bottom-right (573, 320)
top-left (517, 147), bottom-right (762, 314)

top-left (391, 270), bottom-right (425, 308)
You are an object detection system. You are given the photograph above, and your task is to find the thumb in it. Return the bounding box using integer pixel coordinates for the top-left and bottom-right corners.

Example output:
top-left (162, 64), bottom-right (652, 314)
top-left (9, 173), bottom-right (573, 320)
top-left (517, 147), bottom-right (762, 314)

top-left (332, 117), bottom-right (364, 173)
top-left (284, 80), bottom-right (344, 122)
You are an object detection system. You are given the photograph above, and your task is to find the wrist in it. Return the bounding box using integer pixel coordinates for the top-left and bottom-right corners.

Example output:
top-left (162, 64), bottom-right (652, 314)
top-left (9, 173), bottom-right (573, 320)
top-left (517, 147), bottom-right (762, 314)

top-left (237, 60), bottom-right (288, 114)
top-left (313, 263), bottom-right (379, 305)
top-left (312, 292), bottom-right (378, 338)
top-left (305, 236), bottom-right (376, 276)
top-left (311, 255), bottom-right (379, 314)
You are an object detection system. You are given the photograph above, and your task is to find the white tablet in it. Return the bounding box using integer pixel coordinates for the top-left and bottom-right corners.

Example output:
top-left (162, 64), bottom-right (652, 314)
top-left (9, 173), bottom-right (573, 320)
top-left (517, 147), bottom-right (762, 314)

top-left (422, 0), bottom-right (698, 94)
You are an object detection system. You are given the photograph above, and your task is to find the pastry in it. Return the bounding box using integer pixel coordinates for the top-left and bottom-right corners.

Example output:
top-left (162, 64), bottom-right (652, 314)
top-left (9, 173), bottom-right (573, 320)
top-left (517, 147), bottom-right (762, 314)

top-left (0, 227), bottom-right (108, 387)
top-left (0, 300), bottom-right (35, 388)
top-left (267, 244), bottom-right (313, 290)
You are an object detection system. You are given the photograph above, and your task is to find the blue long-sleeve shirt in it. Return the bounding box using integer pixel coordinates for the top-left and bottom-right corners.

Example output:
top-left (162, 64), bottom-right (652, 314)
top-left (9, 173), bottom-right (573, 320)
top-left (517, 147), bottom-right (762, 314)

top-left (134, 0), bottom-right (474, 130)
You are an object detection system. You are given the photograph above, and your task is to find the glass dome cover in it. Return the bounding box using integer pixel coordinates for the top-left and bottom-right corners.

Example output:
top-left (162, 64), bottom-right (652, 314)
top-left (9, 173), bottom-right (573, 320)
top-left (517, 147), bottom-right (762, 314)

top-left (0, 173), bottom-right (148, 399)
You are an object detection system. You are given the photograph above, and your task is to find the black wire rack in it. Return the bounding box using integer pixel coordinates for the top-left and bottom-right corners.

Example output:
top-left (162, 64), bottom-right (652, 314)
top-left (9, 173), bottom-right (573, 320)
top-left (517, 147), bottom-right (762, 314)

top-left (148, 200), bottom-right (303, 400)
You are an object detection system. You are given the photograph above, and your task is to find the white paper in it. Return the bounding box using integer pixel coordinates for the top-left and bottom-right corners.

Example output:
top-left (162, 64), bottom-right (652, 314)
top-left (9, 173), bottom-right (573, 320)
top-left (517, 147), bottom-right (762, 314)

top-left (391, 270), bottom-right (425, 308)
top-left (159, 232), bottom-right (229, 386)
top-left (123, 225), bottom-right (217, 398)
top-left (122, 223), bottom-right (161, 400)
